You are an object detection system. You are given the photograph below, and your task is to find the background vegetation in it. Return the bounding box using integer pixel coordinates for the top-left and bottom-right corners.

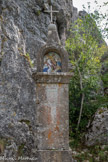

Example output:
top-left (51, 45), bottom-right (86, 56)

top-left (66, 2), bottom-right (108, 160)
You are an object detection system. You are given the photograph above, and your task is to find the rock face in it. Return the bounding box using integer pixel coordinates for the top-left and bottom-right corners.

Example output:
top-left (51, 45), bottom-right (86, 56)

top-left (85, 108), bottom-right (108, 146)
top-left (71, 7), bottom-right (78, 22)
top-left (0, 0), bottom-right (73, 158)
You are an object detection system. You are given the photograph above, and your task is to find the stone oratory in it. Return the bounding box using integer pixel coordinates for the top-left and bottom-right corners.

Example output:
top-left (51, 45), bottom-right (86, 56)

top-left (32, 6), bottom-right (73, 162)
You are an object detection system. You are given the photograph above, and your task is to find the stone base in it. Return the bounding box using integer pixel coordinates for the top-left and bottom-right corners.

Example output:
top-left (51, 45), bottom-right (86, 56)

top-left (36, 150), bottom-right (74, 162)
top-left (3, 150), bottom-right (75, 162)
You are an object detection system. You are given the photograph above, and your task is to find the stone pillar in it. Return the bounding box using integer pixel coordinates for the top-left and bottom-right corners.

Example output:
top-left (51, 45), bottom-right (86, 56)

top-left (32, 72), bottom-right (73, 162)
top-left (32, 23), bottom-right (74, 162)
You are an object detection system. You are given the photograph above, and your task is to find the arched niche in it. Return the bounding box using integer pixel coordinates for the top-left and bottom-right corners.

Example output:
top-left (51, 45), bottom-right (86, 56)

top-left (43, 52), bottom-right (62, 73)
top-left (37, 45), bottom-right (68, 72)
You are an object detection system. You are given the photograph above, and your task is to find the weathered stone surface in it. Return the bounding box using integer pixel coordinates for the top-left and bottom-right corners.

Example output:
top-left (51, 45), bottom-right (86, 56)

top-left (35, 73), bottom-right (71, 150)
top-left (0, 0), bottom-right (74, 158)
top-left (36, 44), bottom-right (69, 72)
top-left (36, 22), bottom-right (69, 73)
top-left (85, 108), bottom-right (108, 146)
top-left (47, 23), bottom-right (60, 45)
top-left (72, 7), bottom-right (78, 22)
top-left (33, 72), bottom-right (73, 84)
top-left (36, 150), bottom-right (76, 162)
top-left (32, 15), bottom-right (73, 160)
top-left (36, 83), bottom-right (69, 150)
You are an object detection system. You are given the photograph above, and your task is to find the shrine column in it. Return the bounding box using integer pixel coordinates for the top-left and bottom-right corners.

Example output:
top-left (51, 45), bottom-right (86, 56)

top-left (32, 20), bottom-right (73, 162)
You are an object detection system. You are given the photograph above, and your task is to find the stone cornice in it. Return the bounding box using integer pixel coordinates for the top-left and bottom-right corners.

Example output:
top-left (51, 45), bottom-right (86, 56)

top-left (32, 72), bottom-right (73, 84)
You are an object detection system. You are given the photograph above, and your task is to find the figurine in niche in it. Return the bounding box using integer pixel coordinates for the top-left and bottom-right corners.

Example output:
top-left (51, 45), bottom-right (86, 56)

top-left (43, 52), bottom-right (62, 72)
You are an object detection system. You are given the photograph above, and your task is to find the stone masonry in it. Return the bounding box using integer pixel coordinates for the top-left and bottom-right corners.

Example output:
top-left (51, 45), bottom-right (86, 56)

top-left (33, 73), bottom-right (71, 150)
top-left (0, 0), bottom-right (74, 159)
top-left (32, 21), bottom-right (73, 161)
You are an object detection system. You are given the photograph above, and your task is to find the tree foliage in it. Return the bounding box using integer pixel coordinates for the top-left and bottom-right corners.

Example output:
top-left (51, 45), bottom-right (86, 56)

top-left (83, 0), bottom-right (108, 43)
top-left (66, 14), bottom-right (107, 135)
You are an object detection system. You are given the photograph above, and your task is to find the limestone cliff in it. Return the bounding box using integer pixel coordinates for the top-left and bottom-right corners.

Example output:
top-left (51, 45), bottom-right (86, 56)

top-left (0, 0), bottom-right (107, 158)
top-left (85, 108), bottom-right (108, 146)
top-left (0, 0), bottom-right (73, 157)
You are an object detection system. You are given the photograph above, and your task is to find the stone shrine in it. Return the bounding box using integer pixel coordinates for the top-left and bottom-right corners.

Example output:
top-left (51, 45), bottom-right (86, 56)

top-left (32, 6), bottom-right (73, 162)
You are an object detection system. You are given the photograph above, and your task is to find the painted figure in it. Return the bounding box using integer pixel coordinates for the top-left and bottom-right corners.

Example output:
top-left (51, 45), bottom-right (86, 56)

top-left (43, 52), bottom-right (62, 72)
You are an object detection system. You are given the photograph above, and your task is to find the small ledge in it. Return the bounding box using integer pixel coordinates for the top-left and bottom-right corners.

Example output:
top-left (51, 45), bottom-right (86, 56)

top-left (32, 72), bottom-right (73, 84)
